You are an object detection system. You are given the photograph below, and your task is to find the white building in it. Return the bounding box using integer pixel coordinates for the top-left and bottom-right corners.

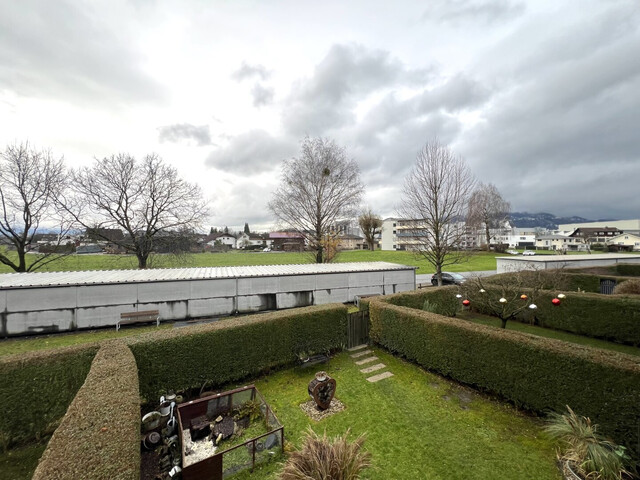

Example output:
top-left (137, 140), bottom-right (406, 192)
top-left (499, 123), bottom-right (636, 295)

top-left (607, 233), bottom-right (640, 251)
top-left (558, 219), bottom-right (640, 235)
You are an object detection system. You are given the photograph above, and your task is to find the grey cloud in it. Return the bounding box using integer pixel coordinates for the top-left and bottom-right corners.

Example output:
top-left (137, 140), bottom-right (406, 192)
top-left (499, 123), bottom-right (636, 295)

top-left (417, 74), bottom-right (490, 112)
top-left (251, 83), bottom-right (275, 107)
top-left (282, 43), bottom-right (434, 136)
top-left (426, 0), bottom-right (525, 25)
top-left (0, 1), bottom-right (165, 104)
top-left (205, 130), bottom-right (297, 174)
top-left (231, 62), bottom-right (271, 82)
top-left (212, 179), bottom-right (275, 227)
top-left (158, 123), bottom-right (213, 146)
top-left (460, 31), bottom-right (640, 220)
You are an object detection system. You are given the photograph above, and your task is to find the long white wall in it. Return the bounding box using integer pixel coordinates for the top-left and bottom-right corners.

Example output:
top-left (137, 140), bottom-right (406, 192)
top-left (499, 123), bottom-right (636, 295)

top-left (496, 254), bottom-right (640, 274)
top-left (0, 269), bottom-right (415, 336)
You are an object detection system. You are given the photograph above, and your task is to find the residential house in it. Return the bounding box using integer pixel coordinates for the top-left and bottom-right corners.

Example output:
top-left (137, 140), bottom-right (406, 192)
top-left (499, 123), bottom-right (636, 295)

top-left (269, 232), bottom-right (305, 251)
top-left (569, 227), bottom-right (622, 245)
top-left (337, 234), bottom-right (366, 250)
top-left (535, 234), bottom-right (585, 252)
top-left (607, 233), bottom-right (640, 252)
top-left (206, 232), bottom-right (237, 249)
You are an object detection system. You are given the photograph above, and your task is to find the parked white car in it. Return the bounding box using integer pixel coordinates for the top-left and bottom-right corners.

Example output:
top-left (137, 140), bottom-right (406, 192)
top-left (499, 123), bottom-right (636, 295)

top-left (522, 250), bottom-right (536, 256)
top-left (506, 250), bottom-right (519, 255)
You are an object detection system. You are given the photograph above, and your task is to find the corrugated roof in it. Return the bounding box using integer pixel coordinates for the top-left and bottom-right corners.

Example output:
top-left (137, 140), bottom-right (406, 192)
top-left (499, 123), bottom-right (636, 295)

top-left (0, 262), bottom-right (415, 288)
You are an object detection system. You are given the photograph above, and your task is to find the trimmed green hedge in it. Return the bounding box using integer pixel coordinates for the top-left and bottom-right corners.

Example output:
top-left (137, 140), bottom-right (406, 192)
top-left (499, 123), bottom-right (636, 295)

top-left (530, 291), bottom-right (640, 346)
top-left (32, 341), bottom-right (140, 480)
top-left (360, 286), bottom-right (457, 312)
top-left (369, 298), bottom-right (640, 455)
top-left (486, 271), bottom-right (629, 294)
top-left (463, 283), bottom-right (640, 346)
top-left (128, 303), bottom-right (348, 402)
top-left (615, 264), bottom-right (640, 276)
top-left (0, 344), bottom-right (98, 448)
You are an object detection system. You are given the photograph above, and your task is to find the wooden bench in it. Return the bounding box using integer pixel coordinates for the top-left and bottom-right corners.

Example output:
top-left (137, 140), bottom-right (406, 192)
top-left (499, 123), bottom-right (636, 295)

top-left (117, 310), bottom-right (160, 331)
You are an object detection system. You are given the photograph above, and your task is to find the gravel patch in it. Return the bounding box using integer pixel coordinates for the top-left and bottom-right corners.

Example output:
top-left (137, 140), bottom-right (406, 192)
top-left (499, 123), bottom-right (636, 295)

top-left (300, 399), bottom-right (346, 421)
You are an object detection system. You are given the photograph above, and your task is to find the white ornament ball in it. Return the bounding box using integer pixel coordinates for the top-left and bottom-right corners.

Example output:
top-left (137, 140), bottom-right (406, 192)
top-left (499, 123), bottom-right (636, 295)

top-left (529, 304), bottom-right (538, 310)
top-left (499, 297), bottom-right (507, 303)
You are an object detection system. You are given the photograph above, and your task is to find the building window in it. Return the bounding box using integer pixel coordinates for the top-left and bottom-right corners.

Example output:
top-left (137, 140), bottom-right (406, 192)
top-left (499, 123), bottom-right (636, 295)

top-left (393, 223), bottom-right (396, 228)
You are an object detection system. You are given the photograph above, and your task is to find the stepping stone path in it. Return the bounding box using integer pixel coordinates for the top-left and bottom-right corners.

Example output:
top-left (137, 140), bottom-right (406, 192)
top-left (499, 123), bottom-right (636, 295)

top-left (348, 345), bottom-right (394, 383)
top-left (360, 363), bottom-right (385, 374)
top-left (355, 356), bottom-right (378, 365)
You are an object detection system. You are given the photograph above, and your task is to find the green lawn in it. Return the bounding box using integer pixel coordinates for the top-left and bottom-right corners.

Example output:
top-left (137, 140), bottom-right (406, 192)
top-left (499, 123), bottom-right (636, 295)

top-left (230, 349), bottom-right (560, 480)
top-left (0, 250), bottom-right (502, 275)
top-left (0, 324), bottom-right (171, 357)
top-left (0, 441), bottom-right (47, 480)
top-left (457, 311), bottom-right (640, 357)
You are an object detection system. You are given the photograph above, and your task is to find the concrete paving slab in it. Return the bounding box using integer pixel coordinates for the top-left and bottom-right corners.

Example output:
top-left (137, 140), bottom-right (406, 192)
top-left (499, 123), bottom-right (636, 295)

top-left (347, 344), bottom-right (368, 352)
top-left (355, 356), bottom-right (378, 365)
top-left (367, 371), bottom-right (394, 383)
top-left (360, 363), bottom-right (386, 374)
top-left (351, 350), bottom-right (373, 358)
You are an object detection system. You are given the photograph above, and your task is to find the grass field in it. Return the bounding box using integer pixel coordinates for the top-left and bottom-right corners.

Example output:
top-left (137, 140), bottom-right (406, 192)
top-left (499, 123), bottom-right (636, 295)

top-left (0, 250), bottom-right (503, 275)
top-left (228, 349), bottom-right (560, 480)
top-left (457, 310), bottom-right (640, 357)
top-left (0, 324), bottom-right (171, 357)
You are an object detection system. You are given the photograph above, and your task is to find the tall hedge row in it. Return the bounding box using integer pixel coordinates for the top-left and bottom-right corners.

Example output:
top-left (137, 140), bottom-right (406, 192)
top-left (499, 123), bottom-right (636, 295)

top-left (128, 303), bottom-right (348, 402)
top-left (32, 341), bottom-right (140, 480)
top-left (486, 271), bottom-right (628, 293)
top-left (0, 344), bottom-right (98, 448)
top-left (529, 290), bottom-right (640, 346)
top-left (615, 264), bottom-right (640, 276)
top-left (369, 299), bottom-right (640, 454)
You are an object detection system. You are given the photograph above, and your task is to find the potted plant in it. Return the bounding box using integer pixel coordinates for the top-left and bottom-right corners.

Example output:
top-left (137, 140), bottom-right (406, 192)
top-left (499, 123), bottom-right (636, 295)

top-left (545, 406), bottom-right (632, 480)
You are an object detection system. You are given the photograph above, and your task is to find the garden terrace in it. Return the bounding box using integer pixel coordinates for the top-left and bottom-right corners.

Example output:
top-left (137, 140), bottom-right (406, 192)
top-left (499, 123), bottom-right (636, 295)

top-left (367, 288), bottom-right (640, 457)
top-left (3, 290), bottom-right (640, 478)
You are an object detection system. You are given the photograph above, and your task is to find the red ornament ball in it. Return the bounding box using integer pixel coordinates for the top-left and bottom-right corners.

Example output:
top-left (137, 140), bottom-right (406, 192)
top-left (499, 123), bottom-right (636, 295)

top-left (552, 298), bottom-right (561, 306)
top-left (462, 299), bottom-right (470, 307)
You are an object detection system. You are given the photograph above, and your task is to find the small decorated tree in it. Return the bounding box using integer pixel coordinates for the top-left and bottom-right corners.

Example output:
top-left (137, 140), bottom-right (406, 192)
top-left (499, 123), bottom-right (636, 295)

top-left (461, 270), bottom-right (566, 328)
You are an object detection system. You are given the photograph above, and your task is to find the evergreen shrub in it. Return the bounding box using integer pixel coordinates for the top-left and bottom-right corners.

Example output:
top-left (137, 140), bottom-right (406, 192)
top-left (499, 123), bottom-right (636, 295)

top-left (128, 303), bottom-right (348, 402)
top-left (32, 341), bottom-right (140, 480)
top-left (0, 344), bottom-right (98, 448)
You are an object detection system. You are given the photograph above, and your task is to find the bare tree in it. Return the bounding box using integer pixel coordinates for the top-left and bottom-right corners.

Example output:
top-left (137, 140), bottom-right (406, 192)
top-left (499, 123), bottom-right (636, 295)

top-left (358, 208), bottom-right (382, 251)
top-left (0, 143), bottom-right (73, 272)
top-left (398, 141), bottom-right (475, 285)
top-left (462, 269), bottom-right (568, 328)
top-left (467, 182), bottom-right (511, 250)
top-left (269, 137), bottom-right (364, 263)
top-left (67, 153), bottom-right (209, 269)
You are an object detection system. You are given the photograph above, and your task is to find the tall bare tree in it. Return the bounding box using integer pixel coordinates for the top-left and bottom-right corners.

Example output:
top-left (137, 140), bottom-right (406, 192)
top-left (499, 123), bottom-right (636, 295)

top-left (269, 137), bottom-right (364, 263)
top-left (358, 208), bottom-right (382, 251)
top-left (467, 182), bottom-right (511, 250)
top-left (68, 153), bottom-right (209, 269)
top-left (398, 141), bottom-right (475, 285)
top-left (0, 143), bottom-right (73, 272)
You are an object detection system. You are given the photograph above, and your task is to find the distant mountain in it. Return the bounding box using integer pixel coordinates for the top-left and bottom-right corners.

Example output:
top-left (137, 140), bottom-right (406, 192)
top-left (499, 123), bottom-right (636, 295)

top-left (509, 212), bottom-right (595, 229)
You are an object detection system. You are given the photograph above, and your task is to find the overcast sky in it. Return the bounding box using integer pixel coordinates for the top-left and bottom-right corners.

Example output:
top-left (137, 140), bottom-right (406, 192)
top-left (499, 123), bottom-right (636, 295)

top-left (1, 0), bottom-right (638, 231)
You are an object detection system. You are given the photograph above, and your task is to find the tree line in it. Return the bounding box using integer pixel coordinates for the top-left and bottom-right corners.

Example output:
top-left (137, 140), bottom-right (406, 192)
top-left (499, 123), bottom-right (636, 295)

top-left (1, 138), bottom-right (509, 280)
top-left (0, 144), bottom-right (209, 271)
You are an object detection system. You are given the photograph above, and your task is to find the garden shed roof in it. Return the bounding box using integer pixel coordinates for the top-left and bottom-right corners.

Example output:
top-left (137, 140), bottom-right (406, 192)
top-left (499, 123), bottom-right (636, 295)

top-left (0, 262), bottom-right (415, 288)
